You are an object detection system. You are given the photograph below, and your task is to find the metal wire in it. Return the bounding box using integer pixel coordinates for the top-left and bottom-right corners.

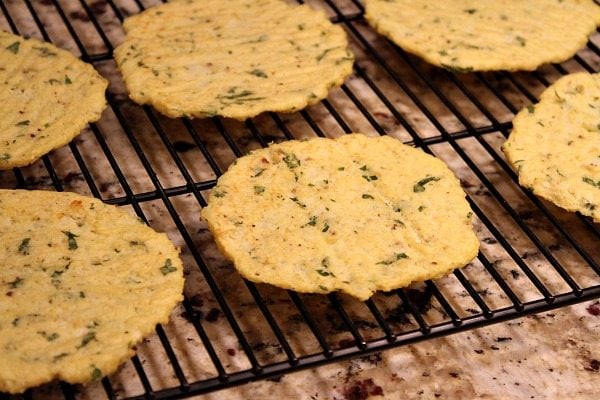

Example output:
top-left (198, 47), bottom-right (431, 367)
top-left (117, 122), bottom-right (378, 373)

top-left (0, 1), bottom-right (599, 399)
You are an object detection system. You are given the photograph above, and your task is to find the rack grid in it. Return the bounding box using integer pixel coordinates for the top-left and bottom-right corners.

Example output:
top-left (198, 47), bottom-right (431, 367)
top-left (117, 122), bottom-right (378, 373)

top-left (1, 1), bottom-right (599, 399)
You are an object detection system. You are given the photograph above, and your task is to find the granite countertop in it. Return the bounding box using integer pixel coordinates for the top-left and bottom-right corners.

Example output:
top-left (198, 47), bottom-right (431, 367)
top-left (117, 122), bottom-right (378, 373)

top-left (1, 0), bottom-right (598, 399)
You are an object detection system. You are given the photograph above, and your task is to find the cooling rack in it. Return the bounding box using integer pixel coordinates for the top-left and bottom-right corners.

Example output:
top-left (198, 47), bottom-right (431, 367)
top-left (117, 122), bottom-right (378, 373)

top-left (1, 0), bottom-right (599, 399)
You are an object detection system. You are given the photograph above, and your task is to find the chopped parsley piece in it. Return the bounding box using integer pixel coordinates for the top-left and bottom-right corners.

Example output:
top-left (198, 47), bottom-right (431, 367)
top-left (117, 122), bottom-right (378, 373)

top-left (53, 352), bottom-right (69, 362)
top-left (306, 215), bottom-right (317, 226)
top-left (283, 153), bottom-right (301, 169)
top-left (252, 168), bottom-right (265, 177)
top-left (16, 120), bottom-right (30, 126)
top-left (248, 69), bottom-right (268, 78)
top-left (464, 8), bottom-right (477, 14)
top-left (316, 47), bottom-right (338, 62)
top-left (413, 176), bottom-right (441, 192)
top-left (160, 258), bottom-right (177, 275)
top-left (18, 238), bottom-right (31, 255)
top-left (337, 167), bottom-right (345, 171)
top-left (38, 331), bottom-right (59, 341)
top-left (91, 365), bottom-right (102, 381)
top-left (316, 269), bottom-right (332, 277)
top-left (254, 185), bottom-right (265, 194)
top-left (78, 332), bottom-right (96, 348)
top-left (582, 176), bottom-right (600, 188)
top-left (0, 153), bottom-right (10, 161)
top-left (289, 197), bottom-right (307, 208)
top-left (362, 194), bottom-right (374, 199)
top-left (34, 46), bottom-right (57, 57)
top-left (441, 64), bottom-right (474, 73)
top-left (526, 104), bottom-right (535, 114)
top-left (322, 222), bottom-right (330, 232)
top-left (62, 231), bottom-right (78, 250)
top-left (515, 35), bottom-right (526, 47)
top-left (212, 190), bottom-right (227, 198)
top-left (8, 277), bottom-right (24, 289)
top-left (6, 41), bottom-right (20, 54)
top-left (64, 75), bottom-right (72, 84)
top-left (376, 252), bottom-right (409, 265)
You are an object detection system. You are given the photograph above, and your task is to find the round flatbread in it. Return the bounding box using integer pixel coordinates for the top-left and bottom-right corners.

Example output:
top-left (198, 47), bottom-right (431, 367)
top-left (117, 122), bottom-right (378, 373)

top-left (0, 190), bottom-right (184, 394)
top-left (502, 73), bottom-right (600, 222)
top-left (113, 0), bottom-right (354, 120)
top-left (364, 0), bottom-right (600, 72)
top-left (0, 31), bottom-right (107, 170)
top-left (201, 134), bottom-right (479, 300)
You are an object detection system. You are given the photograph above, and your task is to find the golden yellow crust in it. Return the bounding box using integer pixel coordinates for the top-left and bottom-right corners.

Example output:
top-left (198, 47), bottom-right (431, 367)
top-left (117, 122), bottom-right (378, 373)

top-left (113, 0), bottom-right (354, 120)
top-left (0, 190), bottom-right (184, 393)
top-left (502, 73), bottom-right (600, 222)
top-left (0, 31), bottom-right (107, 170)
top-left (201, 134), bottom-right (479, 300)
top-left (364, 0), bottom-right (600, 72)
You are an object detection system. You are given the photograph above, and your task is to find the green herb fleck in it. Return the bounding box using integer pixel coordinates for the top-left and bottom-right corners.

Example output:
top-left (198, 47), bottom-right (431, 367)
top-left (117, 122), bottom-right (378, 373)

top-left (515, 36), bottom-right (526, 47)
top-left (0, 153), bottom-right (9, 161)
top-left (283, 153), bottom-right (301, 169)
top-left (582, 176), bottom-right (600, 188)
top-left (38, 331), bottom-right (59, 341)
top-left (322, 222), bottom-right (330, 232)
top-left (467, 211), bottom-right (473, 218)
top-left (305, 215), bottom-right (317, 226)
top-left (62, 231), bottom-right (78, 250)
top-left (6, 41), bottom-right (20, 54)
top-left (16, 120), bottom-right (30, 126)
top-left (337, 167), bottom-right (345, 171)
top-left (48, 78), bottom-right (61, 84)
top-left (464, 8), bottom-right (477, 14)
top-left (91, 365), bottom-right (102, 381)
top-left (316, 47), bottom-right (339, 62)
top-left (248, 69), bottom-right (268, 78)
top-left (53, 352), bottom-right (69, 362)
top-left (252, 168), bottom-right (265, 177)
top-left (254, 185), bottom-right (265, 194)
top-left (376, 252), bottom-right (409, 265)
top-left (318, 285), bottom-right (328, 291)
top-left (213, 190), bottom-right (227, 198)
top-left (316, 269), bottom-right (332, 277)
top-left (217, 88), bottom-right (265, 104)
top-left (526, 104), bottom-right (535, 114)
top-left (160, 258), bottom-right (177, 275)
top-left (18, 238), bottom-right (31, 255)
top-left (289, 197), bottom-right (306, 208)
top-left (418, 205), bottom-right (426, 212)
top-left (8, 277), bottom-right (24, 289)
top-left (362, 194), bottom-right (374, 199)
top-left (64, 75), bottom-right (72, 84)
top-left (78, 332), bottom-right (96, 348)
top-left (34, 46), bottom-right (57, 57)
top-left (413, 176), bottom-right (441, 192)
top-left (441, 64), bottom-right (474, 73)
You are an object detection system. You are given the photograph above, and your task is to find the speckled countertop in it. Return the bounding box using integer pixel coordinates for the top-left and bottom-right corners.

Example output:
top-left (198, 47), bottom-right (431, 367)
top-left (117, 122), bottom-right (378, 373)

top-left (1, 1), bottom-right (599, 399)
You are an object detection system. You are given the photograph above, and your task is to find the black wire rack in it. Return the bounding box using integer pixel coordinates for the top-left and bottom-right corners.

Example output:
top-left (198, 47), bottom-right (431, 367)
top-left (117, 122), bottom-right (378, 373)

top-left (1, 0), bottom-right (600, 399)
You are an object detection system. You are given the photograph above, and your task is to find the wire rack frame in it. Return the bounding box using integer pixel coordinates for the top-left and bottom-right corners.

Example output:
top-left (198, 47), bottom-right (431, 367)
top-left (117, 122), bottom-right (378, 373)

top-left (0, 0), bottom-right (599, 399)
